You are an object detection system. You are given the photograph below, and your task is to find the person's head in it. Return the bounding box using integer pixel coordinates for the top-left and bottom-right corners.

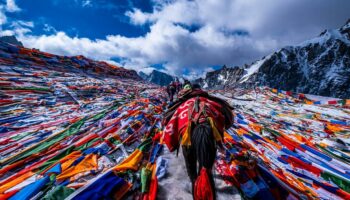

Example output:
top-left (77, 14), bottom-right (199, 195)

top-left (183, 84), bottom-right (192, 90)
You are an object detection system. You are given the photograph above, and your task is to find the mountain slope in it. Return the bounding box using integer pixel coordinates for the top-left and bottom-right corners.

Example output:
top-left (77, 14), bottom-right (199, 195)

top-left (196, 19), bottom-right (350, 98)
top-left (254, 21), bottom-right (350, 98)
top-left (0, 40), bottom-right (141, 80)
top-left (139, 70), bottom-right (174, 86)
top-left (195, 65), bottom-right (245, 89)
top-left (0, 35), bottom-right (167, 200)
top-left (0, 35), bottom-right (23, 47)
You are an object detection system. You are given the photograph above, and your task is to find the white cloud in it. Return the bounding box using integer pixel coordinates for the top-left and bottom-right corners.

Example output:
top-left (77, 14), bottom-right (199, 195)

top-left (8, 0), bottom-right (350, 78)
top-left (82, 0), bottom-right (92, 8)
top-left (138, 67), bottom-right (157, 75)
top-left (182, 67), bottom-right (214, 81)
top-left (0, 0), bottom-right (21, 32)
top-left (4, 20), bottom-right (34, 36)
top-left (19, 32), bottom-right (116, 60)
top-left (14, 20), bottom-right (34, 28)
top-left (43, 24), bottom-right (57, 33)
top-left (0, 29), bottom-right (13, 36)
top-left (37, 19), bottom-right (259, 76)
top-left (0, 5), bottom-right (7, 25)
top-left (6, 0), bottom-right (20, 12)
top-left (125, 9), bottom-right (151, 25)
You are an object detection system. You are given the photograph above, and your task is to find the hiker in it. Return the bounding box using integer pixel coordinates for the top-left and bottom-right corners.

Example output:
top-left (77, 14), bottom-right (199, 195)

top-left (174, 78), bottom-right (181, 94)
top-left (162, 83), bottom-right (234, 200)
top-left (177, 79), bottom-right (183, 93)
top-left (166, 85), bottom-right (171, 99)
top-left (167, 81), bottom-right (176, 102)
top-left (183, 79), bottom-right (191, 88)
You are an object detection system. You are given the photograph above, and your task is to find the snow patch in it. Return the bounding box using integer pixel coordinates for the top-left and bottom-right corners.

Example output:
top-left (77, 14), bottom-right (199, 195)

top-left (343, 23), bottom-right (350, 30)
top-left (305, 94), bottom-right (340, 101)
top-left (280, 50), bottom-right (288, 63)
top-left (299, 29), bottom-right (350, 47)
top-left (240, 55), bottom-right (271, 83)
top-left (203, 81), bottom-right (208, 89)
top-left (218, 74), bottom-right (228, 84)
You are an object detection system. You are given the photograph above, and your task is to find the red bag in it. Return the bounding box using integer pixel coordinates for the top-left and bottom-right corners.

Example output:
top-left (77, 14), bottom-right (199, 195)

top-left (142, 177), bottom-right (158, 200)
top-left (194, 168), bottom-right (214, 200)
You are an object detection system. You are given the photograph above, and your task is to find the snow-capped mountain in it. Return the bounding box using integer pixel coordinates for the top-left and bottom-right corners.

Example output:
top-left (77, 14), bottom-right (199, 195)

top-left (196, 19), bottom-right (350, 98)
top-left (195, 65), bottom-right (245, 89)
top-left (139, 70), bottom-right (174, 86)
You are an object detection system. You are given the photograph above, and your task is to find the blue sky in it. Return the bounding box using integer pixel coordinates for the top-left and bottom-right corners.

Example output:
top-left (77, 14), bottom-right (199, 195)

top-left (5, 0), bottom-right (152, 38)
top-left (0, 0), bottom-right (350, 79)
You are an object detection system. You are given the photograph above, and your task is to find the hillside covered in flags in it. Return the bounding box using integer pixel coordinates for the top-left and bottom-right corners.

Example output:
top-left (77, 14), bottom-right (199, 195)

top-left (214, 88), bottom-right (350, 199)
top-left (0, 41), bottom-right (165, 199)
top-left (0, 39), bottom-right (350, 200)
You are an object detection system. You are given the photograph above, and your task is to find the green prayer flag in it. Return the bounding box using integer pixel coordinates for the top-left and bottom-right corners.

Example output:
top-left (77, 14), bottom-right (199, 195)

top-left (37, 146), bottom-right (75, 173)
top-left (43, 186), bottom-right (75, 200)
top-left (141, 167), bottom-right (152, 193)
top-left (4, 118), bottom-right (85, 166)
top-left (321, 171), bottom-right (350, 193)
top-left (74, 138), bottom-right (103, 151)
top-left (138, 138), bottom-right (152, 152)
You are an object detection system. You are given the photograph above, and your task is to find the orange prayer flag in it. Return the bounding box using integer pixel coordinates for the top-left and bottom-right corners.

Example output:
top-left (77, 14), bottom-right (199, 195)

top-left (346, 99), bottom-right (350, 105)
top-left (249, 123), bottom-right (262, 133)
top-left (57, 154), bottom-right (98, 181)
top-left (0, 171), bottom-right (34, 193)
top-left (305, 100), bottom-right (313, 105)
top-left (327, 123), bottom-right (343, 132)
top-left (59, 151), bottom-right (83, 172)
top-left (114, 149), bottom-right (143, 172)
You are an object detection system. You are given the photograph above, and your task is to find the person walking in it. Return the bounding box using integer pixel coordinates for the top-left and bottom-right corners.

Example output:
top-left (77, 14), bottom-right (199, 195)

top-left (162, 83), bottom-right (234, 200)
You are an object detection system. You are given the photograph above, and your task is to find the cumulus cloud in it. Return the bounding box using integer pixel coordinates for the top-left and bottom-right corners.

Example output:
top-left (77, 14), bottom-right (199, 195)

top-left (125, 8), bottom-right (151, 25)
top-left (8, 0), bottom-right (350, 78)
top-left (19, 32), bottom-right (117, 60)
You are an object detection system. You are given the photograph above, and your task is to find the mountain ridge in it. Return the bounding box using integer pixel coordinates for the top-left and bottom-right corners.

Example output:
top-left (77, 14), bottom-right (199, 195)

top-left (195, 19), bottom-right (350, 98)
top-left (139, 70), bottom-right (174, 86)
top-left (0, 39), bottom-right (141, 80)
top-left (0, 35), bottom-right (23, 47)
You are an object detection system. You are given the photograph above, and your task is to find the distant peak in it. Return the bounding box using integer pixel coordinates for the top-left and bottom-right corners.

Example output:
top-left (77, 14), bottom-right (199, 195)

top-left (0, 35), bottom-right (23, 47)
top-left (345, 18), bottom-right (350, 26)
top-left (340, 18), bottom-right (350, 31)
top-left (139, 69), bottom-right (174, 86)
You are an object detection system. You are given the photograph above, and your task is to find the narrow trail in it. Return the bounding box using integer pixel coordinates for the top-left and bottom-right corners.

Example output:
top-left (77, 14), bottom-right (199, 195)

top-left (157, 148), bottom-right (242, 200)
